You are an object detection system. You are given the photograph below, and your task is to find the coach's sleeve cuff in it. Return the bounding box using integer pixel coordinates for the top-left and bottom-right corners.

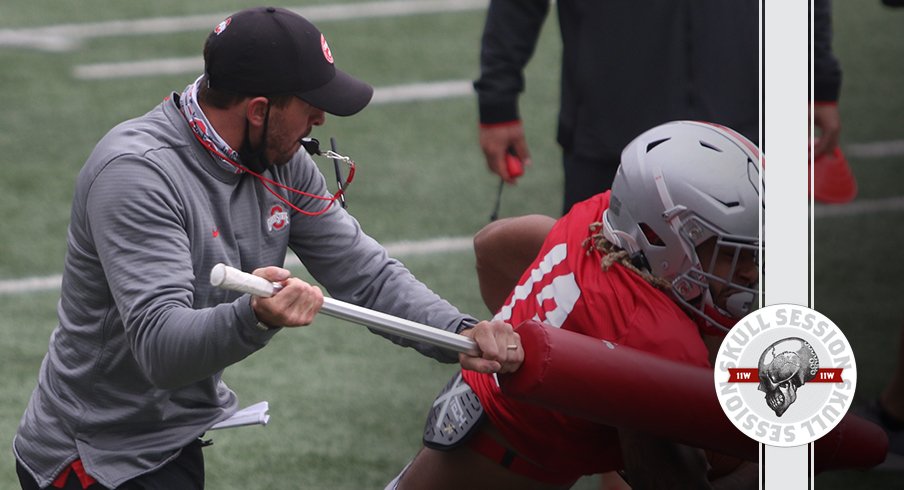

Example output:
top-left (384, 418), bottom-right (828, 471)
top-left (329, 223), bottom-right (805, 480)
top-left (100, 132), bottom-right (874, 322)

top-left (238, 296), bottom-right (282, 343)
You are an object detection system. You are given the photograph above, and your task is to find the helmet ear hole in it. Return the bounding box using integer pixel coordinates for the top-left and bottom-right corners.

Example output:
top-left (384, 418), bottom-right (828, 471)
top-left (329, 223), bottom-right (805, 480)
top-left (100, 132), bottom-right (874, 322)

top-left (638, 223), bottom-right (665, 246)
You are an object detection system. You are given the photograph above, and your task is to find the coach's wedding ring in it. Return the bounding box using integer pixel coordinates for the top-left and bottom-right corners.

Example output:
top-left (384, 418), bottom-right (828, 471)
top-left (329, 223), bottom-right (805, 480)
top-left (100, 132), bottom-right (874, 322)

top-left (506, 344), bottom-right (518, 350)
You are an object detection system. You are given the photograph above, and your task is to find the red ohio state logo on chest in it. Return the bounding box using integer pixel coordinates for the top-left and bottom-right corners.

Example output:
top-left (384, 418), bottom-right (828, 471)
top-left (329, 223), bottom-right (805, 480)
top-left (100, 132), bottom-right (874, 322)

top-left (267, 205), bottom-right (289, 232)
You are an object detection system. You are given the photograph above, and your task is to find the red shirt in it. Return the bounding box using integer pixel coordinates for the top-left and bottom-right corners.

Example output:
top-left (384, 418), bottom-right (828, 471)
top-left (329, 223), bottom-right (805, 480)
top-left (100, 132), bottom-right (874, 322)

top-left (462, 192), bottom-right (711, 477)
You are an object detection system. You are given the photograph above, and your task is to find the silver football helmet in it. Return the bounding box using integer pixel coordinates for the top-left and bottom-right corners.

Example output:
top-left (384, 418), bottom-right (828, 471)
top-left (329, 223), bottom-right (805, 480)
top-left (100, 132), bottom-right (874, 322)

top-left (601, 121), bottom-right (763, 332)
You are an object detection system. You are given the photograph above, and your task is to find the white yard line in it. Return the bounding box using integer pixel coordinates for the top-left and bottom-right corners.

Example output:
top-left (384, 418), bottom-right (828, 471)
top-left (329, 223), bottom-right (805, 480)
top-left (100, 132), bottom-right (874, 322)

top-left (73, 57), bottom-right (203, 80)
top-left (0, 276), bottom-right (64, 295)
top-left (846, 140), bottom-right (904, 159)
top-left (814, 195), bottom-right (904, 219)
top-left (66, 63), bottom-right (904, 159)
top-left (0, 236), bottom-right (473, 295)
top-left (73, 56), bottom-right (475, 103)
top-left (5, 193), bottom-right (904, 296)
top-left (0, 0), bottom-right (487, 52)
top-left (372, 80), bottom-right (474, 104)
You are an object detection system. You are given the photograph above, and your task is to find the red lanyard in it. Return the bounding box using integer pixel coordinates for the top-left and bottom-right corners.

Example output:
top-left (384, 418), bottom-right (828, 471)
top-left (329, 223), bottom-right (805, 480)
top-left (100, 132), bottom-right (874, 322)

top-left (188, 126), bottom-right (355, 217)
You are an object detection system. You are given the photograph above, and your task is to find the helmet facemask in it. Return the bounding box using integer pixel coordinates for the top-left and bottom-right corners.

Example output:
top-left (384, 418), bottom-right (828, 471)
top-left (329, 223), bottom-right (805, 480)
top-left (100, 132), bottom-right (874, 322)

top-left (673, 217), bottom-right (760, 333)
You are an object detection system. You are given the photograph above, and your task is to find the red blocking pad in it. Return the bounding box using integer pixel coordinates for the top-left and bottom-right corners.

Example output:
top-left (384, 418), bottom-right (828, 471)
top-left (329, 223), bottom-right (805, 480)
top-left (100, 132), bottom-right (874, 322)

top-left (497, 320), bottom-right (888, 471)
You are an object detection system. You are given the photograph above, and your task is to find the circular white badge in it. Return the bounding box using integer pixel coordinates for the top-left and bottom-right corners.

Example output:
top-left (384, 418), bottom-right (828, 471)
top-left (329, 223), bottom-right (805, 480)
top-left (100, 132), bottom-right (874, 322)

top-left (713, 304), bottom-right (857, 447)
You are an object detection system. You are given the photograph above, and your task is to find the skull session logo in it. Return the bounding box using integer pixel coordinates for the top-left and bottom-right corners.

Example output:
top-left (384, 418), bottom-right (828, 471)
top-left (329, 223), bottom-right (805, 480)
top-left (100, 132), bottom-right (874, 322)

top-left (713, 304), bottom-right (856, 447)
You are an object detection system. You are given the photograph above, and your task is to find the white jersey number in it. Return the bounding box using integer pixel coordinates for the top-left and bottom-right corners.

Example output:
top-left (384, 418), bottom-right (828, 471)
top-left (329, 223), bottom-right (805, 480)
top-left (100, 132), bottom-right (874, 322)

top-left (494, 243), bottom-right (580, 328)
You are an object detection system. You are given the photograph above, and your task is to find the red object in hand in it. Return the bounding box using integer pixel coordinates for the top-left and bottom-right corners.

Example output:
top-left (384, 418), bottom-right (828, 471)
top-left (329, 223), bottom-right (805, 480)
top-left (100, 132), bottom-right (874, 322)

top-left (506, 150), bottom-right (524, 178)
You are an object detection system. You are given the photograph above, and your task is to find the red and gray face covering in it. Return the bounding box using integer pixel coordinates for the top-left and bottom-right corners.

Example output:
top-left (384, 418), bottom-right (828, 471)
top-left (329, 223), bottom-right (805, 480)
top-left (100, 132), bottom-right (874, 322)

top-left (177, 74), bottom-right (354, 218)
top-left (179, 75), bottom-right (244, 174)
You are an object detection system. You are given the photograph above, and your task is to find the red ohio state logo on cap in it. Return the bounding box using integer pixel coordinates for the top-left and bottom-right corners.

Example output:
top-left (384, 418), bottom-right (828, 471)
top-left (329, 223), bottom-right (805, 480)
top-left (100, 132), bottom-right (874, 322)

top-left (214, 17), bottom-right (231, 35)
top-left (320, 34), bottom-right (334, 64)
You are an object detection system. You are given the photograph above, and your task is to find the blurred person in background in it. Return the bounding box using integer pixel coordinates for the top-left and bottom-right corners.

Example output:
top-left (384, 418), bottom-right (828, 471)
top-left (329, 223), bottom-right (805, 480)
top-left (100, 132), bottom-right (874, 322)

top-left (473, 0), bottom-right (758, 214)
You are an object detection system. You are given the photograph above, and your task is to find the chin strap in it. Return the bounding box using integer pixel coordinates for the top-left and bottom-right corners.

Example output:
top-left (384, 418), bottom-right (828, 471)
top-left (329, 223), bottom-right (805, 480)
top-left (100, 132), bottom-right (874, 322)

top-left (695, 302), bottom-right (739, 335)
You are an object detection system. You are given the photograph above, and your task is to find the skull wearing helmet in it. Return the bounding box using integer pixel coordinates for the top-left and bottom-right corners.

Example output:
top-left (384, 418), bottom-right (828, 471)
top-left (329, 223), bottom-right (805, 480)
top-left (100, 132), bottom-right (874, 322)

top-left (757, 338), bottom-right (819, 417)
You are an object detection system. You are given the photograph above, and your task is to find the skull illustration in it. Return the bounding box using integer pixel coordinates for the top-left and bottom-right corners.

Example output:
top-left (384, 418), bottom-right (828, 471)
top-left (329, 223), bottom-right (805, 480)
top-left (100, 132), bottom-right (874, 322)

top-left (757, 338), bottom-right (819, 417)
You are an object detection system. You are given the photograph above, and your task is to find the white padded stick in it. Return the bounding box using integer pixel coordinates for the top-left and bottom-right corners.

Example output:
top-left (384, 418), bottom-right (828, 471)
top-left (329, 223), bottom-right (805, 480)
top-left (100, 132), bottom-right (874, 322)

top-left (210, 263), bottom-right (279, 297)
top-left (210, 263), bottom-right (479, 355)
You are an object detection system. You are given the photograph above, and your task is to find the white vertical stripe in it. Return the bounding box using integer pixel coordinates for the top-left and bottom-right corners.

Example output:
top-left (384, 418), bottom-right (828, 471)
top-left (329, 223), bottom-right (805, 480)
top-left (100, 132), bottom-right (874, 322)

top-left (762, 0), bottom-right (812, 488)
top-left (764, 2), bottom-right (810, 308)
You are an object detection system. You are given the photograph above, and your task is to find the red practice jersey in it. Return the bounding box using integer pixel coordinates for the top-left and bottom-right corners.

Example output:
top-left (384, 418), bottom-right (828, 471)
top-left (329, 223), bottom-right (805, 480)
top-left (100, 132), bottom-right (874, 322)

top-left (463, 192), bottom-right (711, 477)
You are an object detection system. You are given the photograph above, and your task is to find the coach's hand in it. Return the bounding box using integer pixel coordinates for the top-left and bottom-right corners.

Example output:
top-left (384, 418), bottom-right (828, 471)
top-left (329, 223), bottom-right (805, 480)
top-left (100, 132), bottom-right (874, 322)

top-left (479, 122), bottom-right (530, 183)
top-left (813, 102), bottom-right (841, 158)
top-left (459, 320), bottom-right (523, 374)
top-left (250, 267), bottom-right (323, 328)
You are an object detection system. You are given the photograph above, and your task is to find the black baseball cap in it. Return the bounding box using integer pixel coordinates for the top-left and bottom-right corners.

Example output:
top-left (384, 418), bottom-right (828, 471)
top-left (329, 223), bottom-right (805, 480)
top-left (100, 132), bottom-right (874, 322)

top-left (203, 6), bottom-right (373, 116)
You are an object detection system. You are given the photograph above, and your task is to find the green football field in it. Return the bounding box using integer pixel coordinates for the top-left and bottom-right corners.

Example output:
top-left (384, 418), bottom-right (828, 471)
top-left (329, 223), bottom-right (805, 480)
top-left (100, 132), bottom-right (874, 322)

top-left (1, 1), bottom-right (902, 488)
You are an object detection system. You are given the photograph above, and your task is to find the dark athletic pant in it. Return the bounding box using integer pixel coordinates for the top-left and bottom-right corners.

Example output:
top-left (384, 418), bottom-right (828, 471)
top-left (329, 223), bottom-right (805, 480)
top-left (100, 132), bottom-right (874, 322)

top-left (562, 152), bottom-right (620, 215)
top-left (17, 439), bottom-right (206, 490)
